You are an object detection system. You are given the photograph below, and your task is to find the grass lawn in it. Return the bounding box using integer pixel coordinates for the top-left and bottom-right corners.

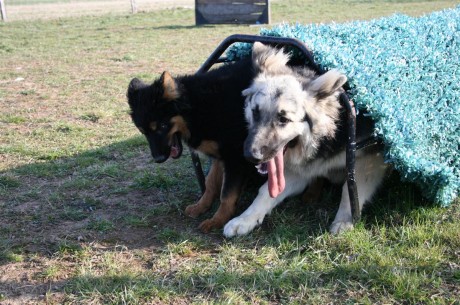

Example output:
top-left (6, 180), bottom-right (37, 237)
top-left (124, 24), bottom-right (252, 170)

top-left (1, 0), bottom-right (459, 304)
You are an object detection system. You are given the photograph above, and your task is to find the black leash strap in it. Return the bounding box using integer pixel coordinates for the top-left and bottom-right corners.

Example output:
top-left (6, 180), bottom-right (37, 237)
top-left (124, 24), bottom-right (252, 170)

top-left (340, 93), bottom-right (361, 224)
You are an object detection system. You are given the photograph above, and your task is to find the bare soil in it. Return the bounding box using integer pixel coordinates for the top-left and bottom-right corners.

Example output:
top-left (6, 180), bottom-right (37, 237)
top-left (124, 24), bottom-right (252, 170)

top-left (4, 0), bottom-right (194, 21)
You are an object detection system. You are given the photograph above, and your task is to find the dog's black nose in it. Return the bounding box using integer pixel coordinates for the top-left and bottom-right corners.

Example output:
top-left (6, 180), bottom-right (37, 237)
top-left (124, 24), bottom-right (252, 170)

top-left (244, 148), bottom-right (262, 164)
top-left (244, 135), bottom-right (266, 164)
top-left (152, 154), bottom-right (168, 163)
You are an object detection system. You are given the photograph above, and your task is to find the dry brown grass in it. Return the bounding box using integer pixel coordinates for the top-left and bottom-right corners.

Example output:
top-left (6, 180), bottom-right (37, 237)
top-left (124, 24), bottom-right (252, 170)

top-left (4, 0), bottom-right (194, 21)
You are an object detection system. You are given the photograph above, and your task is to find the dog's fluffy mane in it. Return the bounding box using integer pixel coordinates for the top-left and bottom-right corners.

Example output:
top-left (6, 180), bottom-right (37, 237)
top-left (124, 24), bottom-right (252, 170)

top-left (245, 42), bottom-right (348, 164)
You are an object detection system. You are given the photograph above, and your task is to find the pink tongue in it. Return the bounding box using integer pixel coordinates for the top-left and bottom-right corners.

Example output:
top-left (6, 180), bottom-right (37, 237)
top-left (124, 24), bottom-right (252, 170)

top-left (170, 146), bottom-right (179, 158)
top-left (267, 150), bottom-right (285, 198)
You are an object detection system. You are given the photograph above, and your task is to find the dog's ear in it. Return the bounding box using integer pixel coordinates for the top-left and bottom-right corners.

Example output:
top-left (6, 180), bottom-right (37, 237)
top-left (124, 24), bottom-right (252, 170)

top-left (252, 42), bottom-right (290, 74)
top-left (242, 87), bottom-right (256, 97)
top-left (308, 70), bottom-right (347, 99)
top-left (127, 77), bottom-right (144, 109)
top-left (252, 41), bottom-right (270, 58)
top-left (129, 77), bottom-right (143, 91)
top-left (159, 71), bottom-right (179, 101)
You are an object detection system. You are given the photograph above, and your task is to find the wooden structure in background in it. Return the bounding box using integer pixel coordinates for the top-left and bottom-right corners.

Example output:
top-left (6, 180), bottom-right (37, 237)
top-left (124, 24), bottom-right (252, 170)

top-left (0, 0), bottom-right (6, 22)
top-left (195, 0), bottom-right (269, 25)
top-left (130, 0), bottom-right (137, 14)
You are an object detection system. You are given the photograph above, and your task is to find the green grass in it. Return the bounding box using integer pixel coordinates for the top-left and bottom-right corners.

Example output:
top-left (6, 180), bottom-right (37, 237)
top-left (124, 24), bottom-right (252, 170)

top-left (1, 1), bottom-right (459, 304)
top-left (87, 218), bottom-right (115, 233)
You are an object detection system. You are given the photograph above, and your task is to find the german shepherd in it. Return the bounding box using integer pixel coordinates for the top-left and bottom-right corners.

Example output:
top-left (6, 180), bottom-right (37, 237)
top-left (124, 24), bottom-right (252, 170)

top-left (224, 42), bottom-right (389, 237)
top-left (127, 58), bottom-right (258, 232)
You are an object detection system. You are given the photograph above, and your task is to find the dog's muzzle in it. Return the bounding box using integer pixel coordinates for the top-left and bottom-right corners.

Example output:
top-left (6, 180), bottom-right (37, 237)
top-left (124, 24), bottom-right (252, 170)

top-left (244, 139), bottom-right (265, 164)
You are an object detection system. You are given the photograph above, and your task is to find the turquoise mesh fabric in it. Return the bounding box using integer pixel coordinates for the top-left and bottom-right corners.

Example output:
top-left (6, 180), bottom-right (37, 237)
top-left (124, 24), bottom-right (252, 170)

top-left (227, 7), bottom-right (460, 206)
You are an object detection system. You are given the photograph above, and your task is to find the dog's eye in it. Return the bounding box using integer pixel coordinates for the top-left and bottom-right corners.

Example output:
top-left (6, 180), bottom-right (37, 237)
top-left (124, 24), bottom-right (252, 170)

top-left (160, 123), bottom-right (168, 129)
top-left (278, 115), bottom-right (291, 124)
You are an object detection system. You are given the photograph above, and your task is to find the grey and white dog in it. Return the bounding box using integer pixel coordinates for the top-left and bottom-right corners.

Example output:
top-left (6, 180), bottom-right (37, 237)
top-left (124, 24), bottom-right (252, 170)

top-left (224, 42), bottom-right (389, 237)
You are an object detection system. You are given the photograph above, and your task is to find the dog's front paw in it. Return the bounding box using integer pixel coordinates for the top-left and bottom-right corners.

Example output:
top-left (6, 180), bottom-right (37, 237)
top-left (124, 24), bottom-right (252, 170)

top-left (329, 221), bottom-right (354, 235)
top-left (198, 218), bottom-right (224, 233)
top-left (223, 215), bottom-right (263, 238)
top-left (185, 203), bottom-right (206, 218)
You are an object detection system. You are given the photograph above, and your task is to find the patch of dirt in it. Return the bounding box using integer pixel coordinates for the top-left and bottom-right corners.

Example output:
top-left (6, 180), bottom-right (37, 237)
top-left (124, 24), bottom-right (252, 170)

top-left (0, 146), bottom-right (222, 303)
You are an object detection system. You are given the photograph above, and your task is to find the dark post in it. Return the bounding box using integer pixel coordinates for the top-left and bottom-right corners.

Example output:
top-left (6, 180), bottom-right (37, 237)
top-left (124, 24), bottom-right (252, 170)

top-left (340, 93), bottom-right (361, 223)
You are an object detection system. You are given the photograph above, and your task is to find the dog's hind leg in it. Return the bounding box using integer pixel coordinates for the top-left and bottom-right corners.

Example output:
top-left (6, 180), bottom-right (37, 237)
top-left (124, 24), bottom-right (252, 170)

top-left (224, 171), bottom-right (310, 237)
top-left (185, 159), bottom-right (223, 218)
top-left (198, 161), bottom-right (250, 233)
top-left (330, 152), bottom-right (388, 234)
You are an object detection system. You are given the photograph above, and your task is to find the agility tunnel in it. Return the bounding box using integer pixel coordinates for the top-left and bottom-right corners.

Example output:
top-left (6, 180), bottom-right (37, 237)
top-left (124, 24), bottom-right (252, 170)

top-left (227, 7), bottom-right (460, 206)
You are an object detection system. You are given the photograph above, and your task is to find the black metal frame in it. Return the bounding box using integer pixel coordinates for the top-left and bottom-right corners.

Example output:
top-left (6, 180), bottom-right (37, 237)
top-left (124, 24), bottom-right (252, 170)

top-left (190, 34), bottom-right (361, 223)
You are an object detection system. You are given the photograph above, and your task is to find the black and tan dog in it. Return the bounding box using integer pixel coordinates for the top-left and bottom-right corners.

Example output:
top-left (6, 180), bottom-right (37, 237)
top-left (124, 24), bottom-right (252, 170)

top-left (127, 59), bottom-right (258, 232)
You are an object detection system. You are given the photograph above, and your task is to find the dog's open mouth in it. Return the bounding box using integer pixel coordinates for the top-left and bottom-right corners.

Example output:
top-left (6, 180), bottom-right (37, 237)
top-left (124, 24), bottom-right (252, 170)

top-left (255, 137), bottom-right (298, 198)
top-left (170, 133), bottom-right (183, 159)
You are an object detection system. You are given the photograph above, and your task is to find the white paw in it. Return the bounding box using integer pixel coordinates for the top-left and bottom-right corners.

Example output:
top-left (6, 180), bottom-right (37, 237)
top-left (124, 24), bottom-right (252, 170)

top-left (223, 214), bottom-right (263, 238)
top-left (329, 221), bottom-right (354, 235)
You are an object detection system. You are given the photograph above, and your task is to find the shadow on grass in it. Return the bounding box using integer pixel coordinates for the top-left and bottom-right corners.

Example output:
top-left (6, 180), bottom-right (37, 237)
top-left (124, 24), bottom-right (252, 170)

top-left (0, 138), bottom-right (441, 261)
top-left (59, 262), bottom-right (455, 303)
top-left (2, 225), bottom-right (458, 304)
top-left (1, 137), bottom-right (456, 303)
top-left (0, 136), bottom-right (207, 259)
